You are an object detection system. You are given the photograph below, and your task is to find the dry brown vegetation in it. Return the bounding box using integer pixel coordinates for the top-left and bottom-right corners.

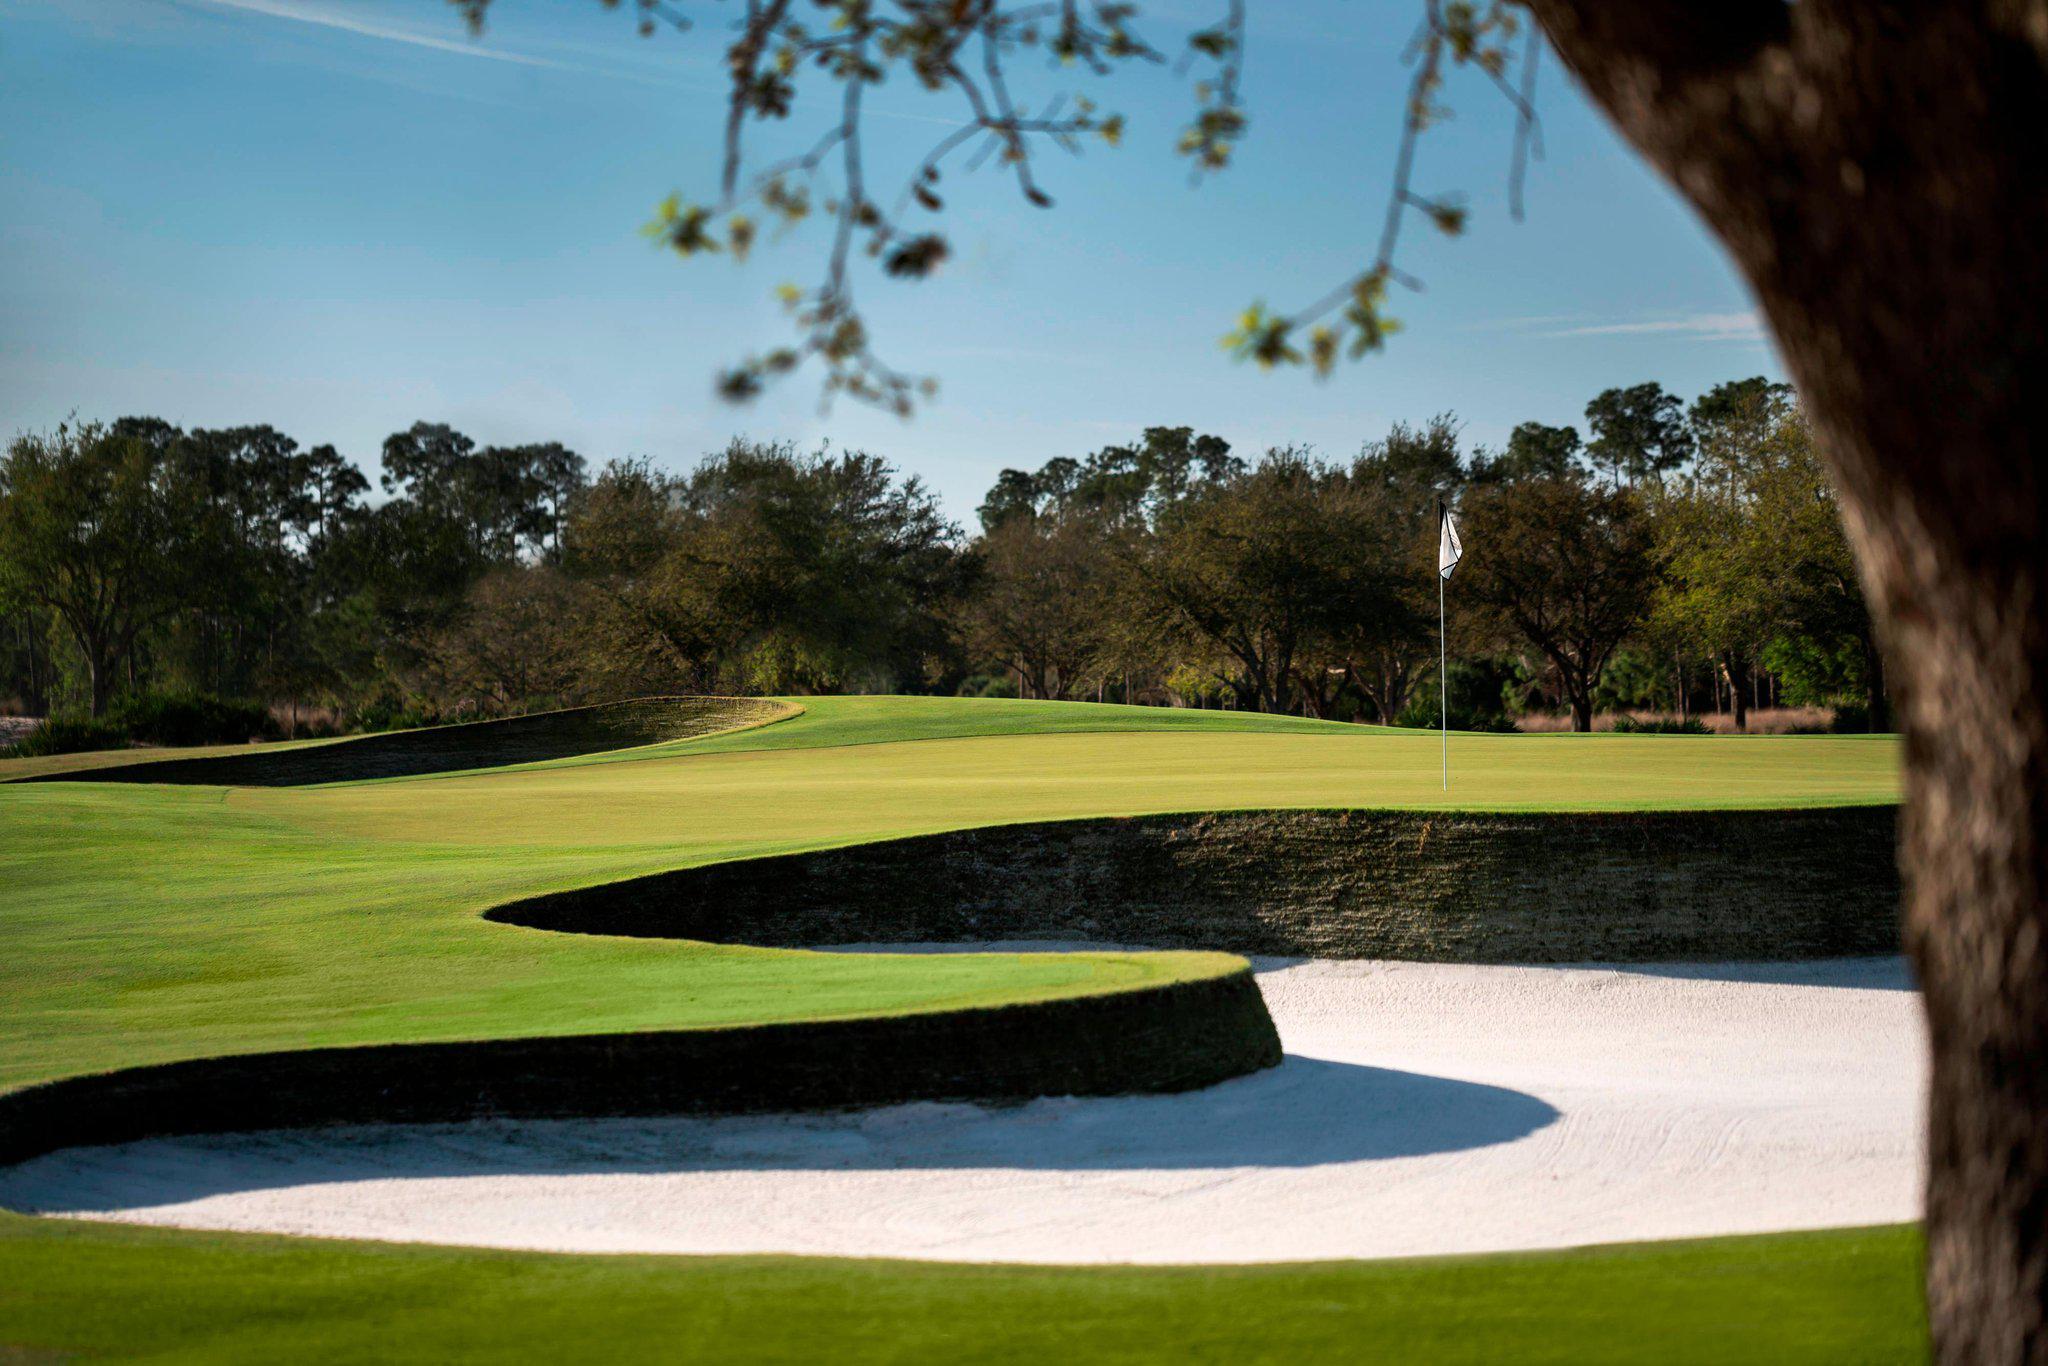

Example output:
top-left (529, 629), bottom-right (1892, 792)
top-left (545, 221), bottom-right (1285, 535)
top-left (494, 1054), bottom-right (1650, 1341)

top-left (1516, 707), bottom-right (1838, 735)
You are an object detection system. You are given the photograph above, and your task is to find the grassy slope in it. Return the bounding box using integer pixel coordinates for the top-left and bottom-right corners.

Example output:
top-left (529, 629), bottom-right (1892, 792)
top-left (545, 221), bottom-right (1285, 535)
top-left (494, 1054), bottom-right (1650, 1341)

top-left (0, 697), bottom-right (1900, 1092)
top-left (0, 1219), bottom-right (1925, 1364)
top-left (0, 696), bottom-right (1342, 785)
top-left (0, 696), bottom-right (796, 785)
top-left (0, 782), bottom-right (1235, 1091)
top-left (0, 733), bottom-right (343, 782)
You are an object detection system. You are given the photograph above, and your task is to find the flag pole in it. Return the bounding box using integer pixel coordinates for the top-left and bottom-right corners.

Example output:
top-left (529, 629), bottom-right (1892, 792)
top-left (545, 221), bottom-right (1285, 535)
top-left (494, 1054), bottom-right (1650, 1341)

top-left (1439, 565), bottom-right (1448, 791)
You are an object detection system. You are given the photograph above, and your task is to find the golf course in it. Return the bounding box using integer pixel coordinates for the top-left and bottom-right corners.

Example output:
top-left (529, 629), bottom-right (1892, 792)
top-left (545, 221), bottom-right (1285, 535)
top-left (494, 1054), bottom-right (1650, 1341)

top-left (0, 696), bottom-right (1924, 1361)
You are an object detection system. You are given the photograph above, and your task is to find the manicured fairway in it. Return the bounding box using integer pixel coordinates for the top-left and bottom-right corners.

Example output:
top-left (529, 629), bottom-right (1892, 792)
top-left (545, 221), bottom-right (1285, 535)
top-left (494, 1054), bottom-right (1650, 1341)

top-left (0, 697), bottom-right (1913, 1361)
top-left (249, 717), bottom-right (1900, 858)
top-left (0, 1218), bottom-right (1925, 1364)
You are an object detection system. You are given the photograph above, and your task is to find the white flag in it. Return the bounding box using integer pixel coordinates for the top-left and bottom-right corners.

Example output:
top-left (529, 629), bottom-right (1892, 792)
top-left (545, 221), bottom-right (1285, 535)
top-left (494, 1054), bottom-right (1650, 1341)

top-left (1438, 502), bottom-right (1463, 580)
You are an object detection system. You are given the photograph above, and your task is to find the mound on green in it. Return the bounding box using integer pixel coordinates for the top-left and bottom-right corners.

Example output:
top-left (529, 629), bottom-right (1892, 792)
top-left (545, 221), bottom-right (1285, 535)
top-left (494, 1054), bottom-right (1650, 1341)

top-left (9, 696), bottom-right (794, 787)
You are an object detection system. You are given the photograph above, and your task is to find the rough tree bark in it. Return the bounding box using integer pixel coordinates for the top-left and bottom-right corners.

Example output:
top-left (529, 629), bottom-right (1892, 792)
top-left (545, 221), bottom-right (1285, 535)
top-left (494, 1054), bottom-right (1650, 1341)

top-left (1556, 664), bottom-right (1594, 733)
top-left (1720, 650), bottom-right (1751, 733)
top-left (1527, 3), bottom-right (2047, 1357)
top-left (72, 624), bottom-right (120, 719)
top-left (1862, 628), bottom-right (1895, 734)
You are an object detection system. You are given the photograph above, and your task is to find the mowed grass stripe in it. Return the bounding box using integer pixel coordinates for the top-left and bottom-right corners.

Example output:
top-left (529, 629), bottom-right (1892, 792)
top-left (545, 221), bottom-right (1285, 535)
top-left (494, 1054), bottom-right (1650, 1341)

top-left (241, 727), bottom-right (1902, 855)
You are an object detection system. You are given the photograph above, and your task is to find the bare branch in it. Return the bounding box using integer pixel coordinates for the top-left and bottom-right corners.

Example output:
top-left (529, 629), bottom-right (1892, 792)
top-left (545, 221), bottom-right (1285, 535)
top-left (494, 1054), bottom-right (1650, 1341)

top-left (1225, 1), bottom-right (1546, 378)
top-left (455, 1), bottom-right (1556, 412)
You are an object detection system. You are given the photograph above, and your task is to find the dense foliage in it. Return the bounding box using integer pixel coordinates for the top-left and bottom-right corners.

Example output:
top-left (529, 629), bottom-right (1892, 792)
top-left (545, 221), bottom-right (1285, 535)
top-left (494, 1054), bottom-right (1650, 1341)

top-left (0, 377), bottom-right (1884, 742)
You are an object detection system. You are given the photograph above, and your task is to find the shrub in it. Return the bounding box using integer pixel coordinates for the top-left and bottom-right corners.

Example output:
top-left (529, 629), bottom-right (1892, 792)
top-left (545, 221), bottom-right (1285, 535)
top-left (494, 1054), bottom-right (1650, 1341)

top-left (6, 692), bottom-right (277, 757)
top-left (1830, 702), bottom-right (1873, 734)
top-left (8, 714), bottom-right (127, 757)
top-left (349, 696), bottom-right (448, 734)
top-left (1394, 693), bottom-right (1518, 733)
top-left (1610, 715), bottom-right (1711, 735)
top-left (107, 692), bottom-right (277, 747)
top-left (953, 673), bottom-right (1019, 700)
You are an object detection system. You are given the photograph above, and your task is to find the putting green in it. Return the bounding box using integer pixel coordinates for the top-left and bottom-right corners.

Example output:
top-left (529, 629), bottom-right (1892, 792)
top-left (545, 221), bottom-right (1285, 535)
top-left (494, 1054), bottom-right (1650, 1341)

top-left (0, 696), bottom-right (1912, 1361)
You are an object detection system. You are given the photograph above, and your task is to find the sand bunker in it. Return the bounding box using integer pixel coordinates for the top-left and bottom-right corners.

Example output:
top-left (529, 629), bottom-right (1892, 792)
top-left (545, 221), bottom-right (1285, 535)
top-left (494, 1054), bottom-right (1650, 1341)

top-left (0, 956), bottom-right (1924, 1263)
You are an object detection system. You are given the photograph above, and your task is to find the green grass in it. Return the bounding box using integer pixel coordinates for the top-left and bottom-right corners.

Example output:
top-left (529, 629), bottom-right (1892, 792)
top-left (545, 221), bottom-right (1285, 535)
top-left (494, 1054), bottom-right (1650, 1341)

top-left (0, 1218), bottom-right (1926, 1363)
top-left (663, 693), bottom-right (1372, 754)
top-left (0, 695), bottom-right (1914, 1360)
top-left (0, 697), bottom-right (1900, 1092)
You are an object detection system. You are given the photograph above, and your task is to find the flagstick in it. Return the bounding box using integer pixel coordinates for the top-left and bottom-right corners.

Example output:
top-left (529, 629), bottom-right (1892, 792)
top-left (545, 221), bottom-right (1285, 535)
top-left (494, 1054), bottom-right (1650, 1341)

top-left (1439, 568), bottom-right (1448, 791)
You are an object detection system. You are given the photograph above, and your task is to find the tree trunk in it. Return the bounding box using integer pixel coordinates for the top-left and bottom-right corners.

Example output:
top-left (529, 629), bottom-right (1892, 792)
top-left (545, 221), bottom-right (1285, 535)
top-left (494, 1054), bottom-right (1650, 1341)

top-left (1266, 642), bottom-right (1296, 716)
top-left (1721, 652), bottom-right (1751, 733)
top-left (76, 628), bottom-right (117, 719)
top-left (1569, 690), bottom-right (1593, 733)
top-left (19, 610), bottom-right (46, 716)
top-left (1863, 629), bottom-right (1894, 734)
top-left (1893, 553), bottom-right (2044, 1363)
top-left (88, 657), bottom-right (109, 717)
top-left (1530, 4), bottom-right (2048, 1355)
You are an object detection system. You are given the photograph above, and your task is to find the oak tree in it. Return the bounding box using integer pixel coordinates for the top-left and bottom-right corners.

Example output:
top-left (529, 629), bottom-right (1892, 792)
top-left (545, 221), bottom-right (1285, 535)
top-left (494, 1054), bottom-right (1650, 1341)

top-left (1458, 476), bottom-right (1659, 732)
top-left (0, 424), bottom-right (206, 715)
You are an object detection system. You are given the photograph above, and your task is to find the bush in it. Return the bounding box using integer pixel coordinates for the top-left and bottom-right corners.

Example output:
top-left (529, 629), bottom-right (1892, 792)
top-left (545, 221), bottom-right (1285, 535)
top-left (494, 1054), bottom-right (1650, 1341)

top-left (7, 714), bottom-right (127, 757)
top-left (1610, 715), bottom-right (1711, 735)
top-left (349, 696), bottom-right (448, 734)
top-left (5, 692), bottom-right (277, 757)
top-left (108, 692), bottom-right (277, 747)
top-left (1394, 692), bottom-right (1518, 733)
top-left (953, 673), bottom-right (1020, 700)
top-left (1830, 702), bottom-right (1872, 734)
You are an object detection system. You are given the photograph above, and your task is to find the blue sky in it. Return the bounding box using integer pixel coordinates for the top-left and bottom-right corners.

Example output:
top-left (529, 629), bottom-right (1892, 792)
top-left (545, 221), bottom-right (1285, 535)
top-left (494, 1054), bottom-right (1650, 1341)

top-left (0, 0), bottom-right (1783, 521)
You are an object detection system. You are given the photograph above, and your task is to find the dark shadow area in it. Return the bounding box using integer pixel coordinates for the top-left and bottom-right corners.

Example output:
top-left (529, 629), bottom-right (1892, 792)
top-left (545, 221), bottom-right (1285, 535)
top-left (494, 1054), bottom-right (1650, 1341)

top-left (0, 970), bottom-right (1284, 1169)
top-left (12, 697), bottom-right (789, 788)
top-left (815, 944), bottom-right (1919, 993)
top-left (0, 1055), bottom-right (1559, 1213)
top-left (493, 806), bottom-right (1903, 964)
top-left (1605, 956), bottom-right (1915, 990)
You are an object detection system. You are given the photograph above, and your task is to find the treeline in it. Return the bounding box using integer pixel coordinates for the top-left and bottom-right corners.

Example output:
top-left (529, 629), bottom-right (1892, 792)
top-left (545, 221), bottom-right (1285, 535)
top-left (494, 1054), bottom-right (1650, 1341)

top-left (961, 380), bottom-right (1883, 733)
top-left (0, 378), bottom-right (1887, 743)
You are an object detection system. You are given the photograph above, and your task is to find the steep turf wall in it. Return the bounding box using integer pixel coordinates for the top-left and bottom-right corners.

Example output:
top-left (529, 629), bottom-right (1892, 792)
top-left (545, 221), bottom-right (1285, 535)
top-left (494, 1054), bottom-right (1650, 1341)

top-left (1, 803), bottom-right (1897, 1163)
top-left (17, 696), bottom-right (793, 787)
top-left (494, 806), bottom-right (1902, 962)
top-left (0, 968), bottom-right (1277, 1166)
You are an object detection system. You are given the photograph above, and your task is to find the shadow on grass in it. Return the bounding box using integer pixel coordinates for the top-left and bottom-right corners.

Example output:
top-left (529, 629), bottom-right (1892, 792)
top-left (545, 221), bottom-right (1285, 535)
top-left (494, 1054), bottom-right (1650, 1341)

top-left (12, 697), bottom-right (789, 788)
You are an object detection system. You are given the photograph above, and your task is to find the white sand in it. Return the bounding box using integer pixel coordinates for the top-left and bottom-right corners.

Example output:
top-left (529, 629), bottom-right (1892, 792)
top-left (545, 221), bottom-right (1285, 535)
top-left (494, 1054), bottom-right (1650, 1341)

top-left (0, 955), bottom-right (1926, 1263)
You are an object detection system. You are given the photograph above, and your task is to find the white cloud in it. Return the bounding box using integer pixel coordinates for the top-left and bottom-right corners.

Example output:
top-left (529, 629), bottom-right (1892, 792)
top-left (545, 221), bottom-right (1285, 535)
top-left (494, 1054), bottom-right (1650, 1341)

top-left (1513, 310), bottom-right (1767, 343)
top-left (168, 0), bottom-right (958, 121)
top-left (177, 0), bottom-right (573, 69)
